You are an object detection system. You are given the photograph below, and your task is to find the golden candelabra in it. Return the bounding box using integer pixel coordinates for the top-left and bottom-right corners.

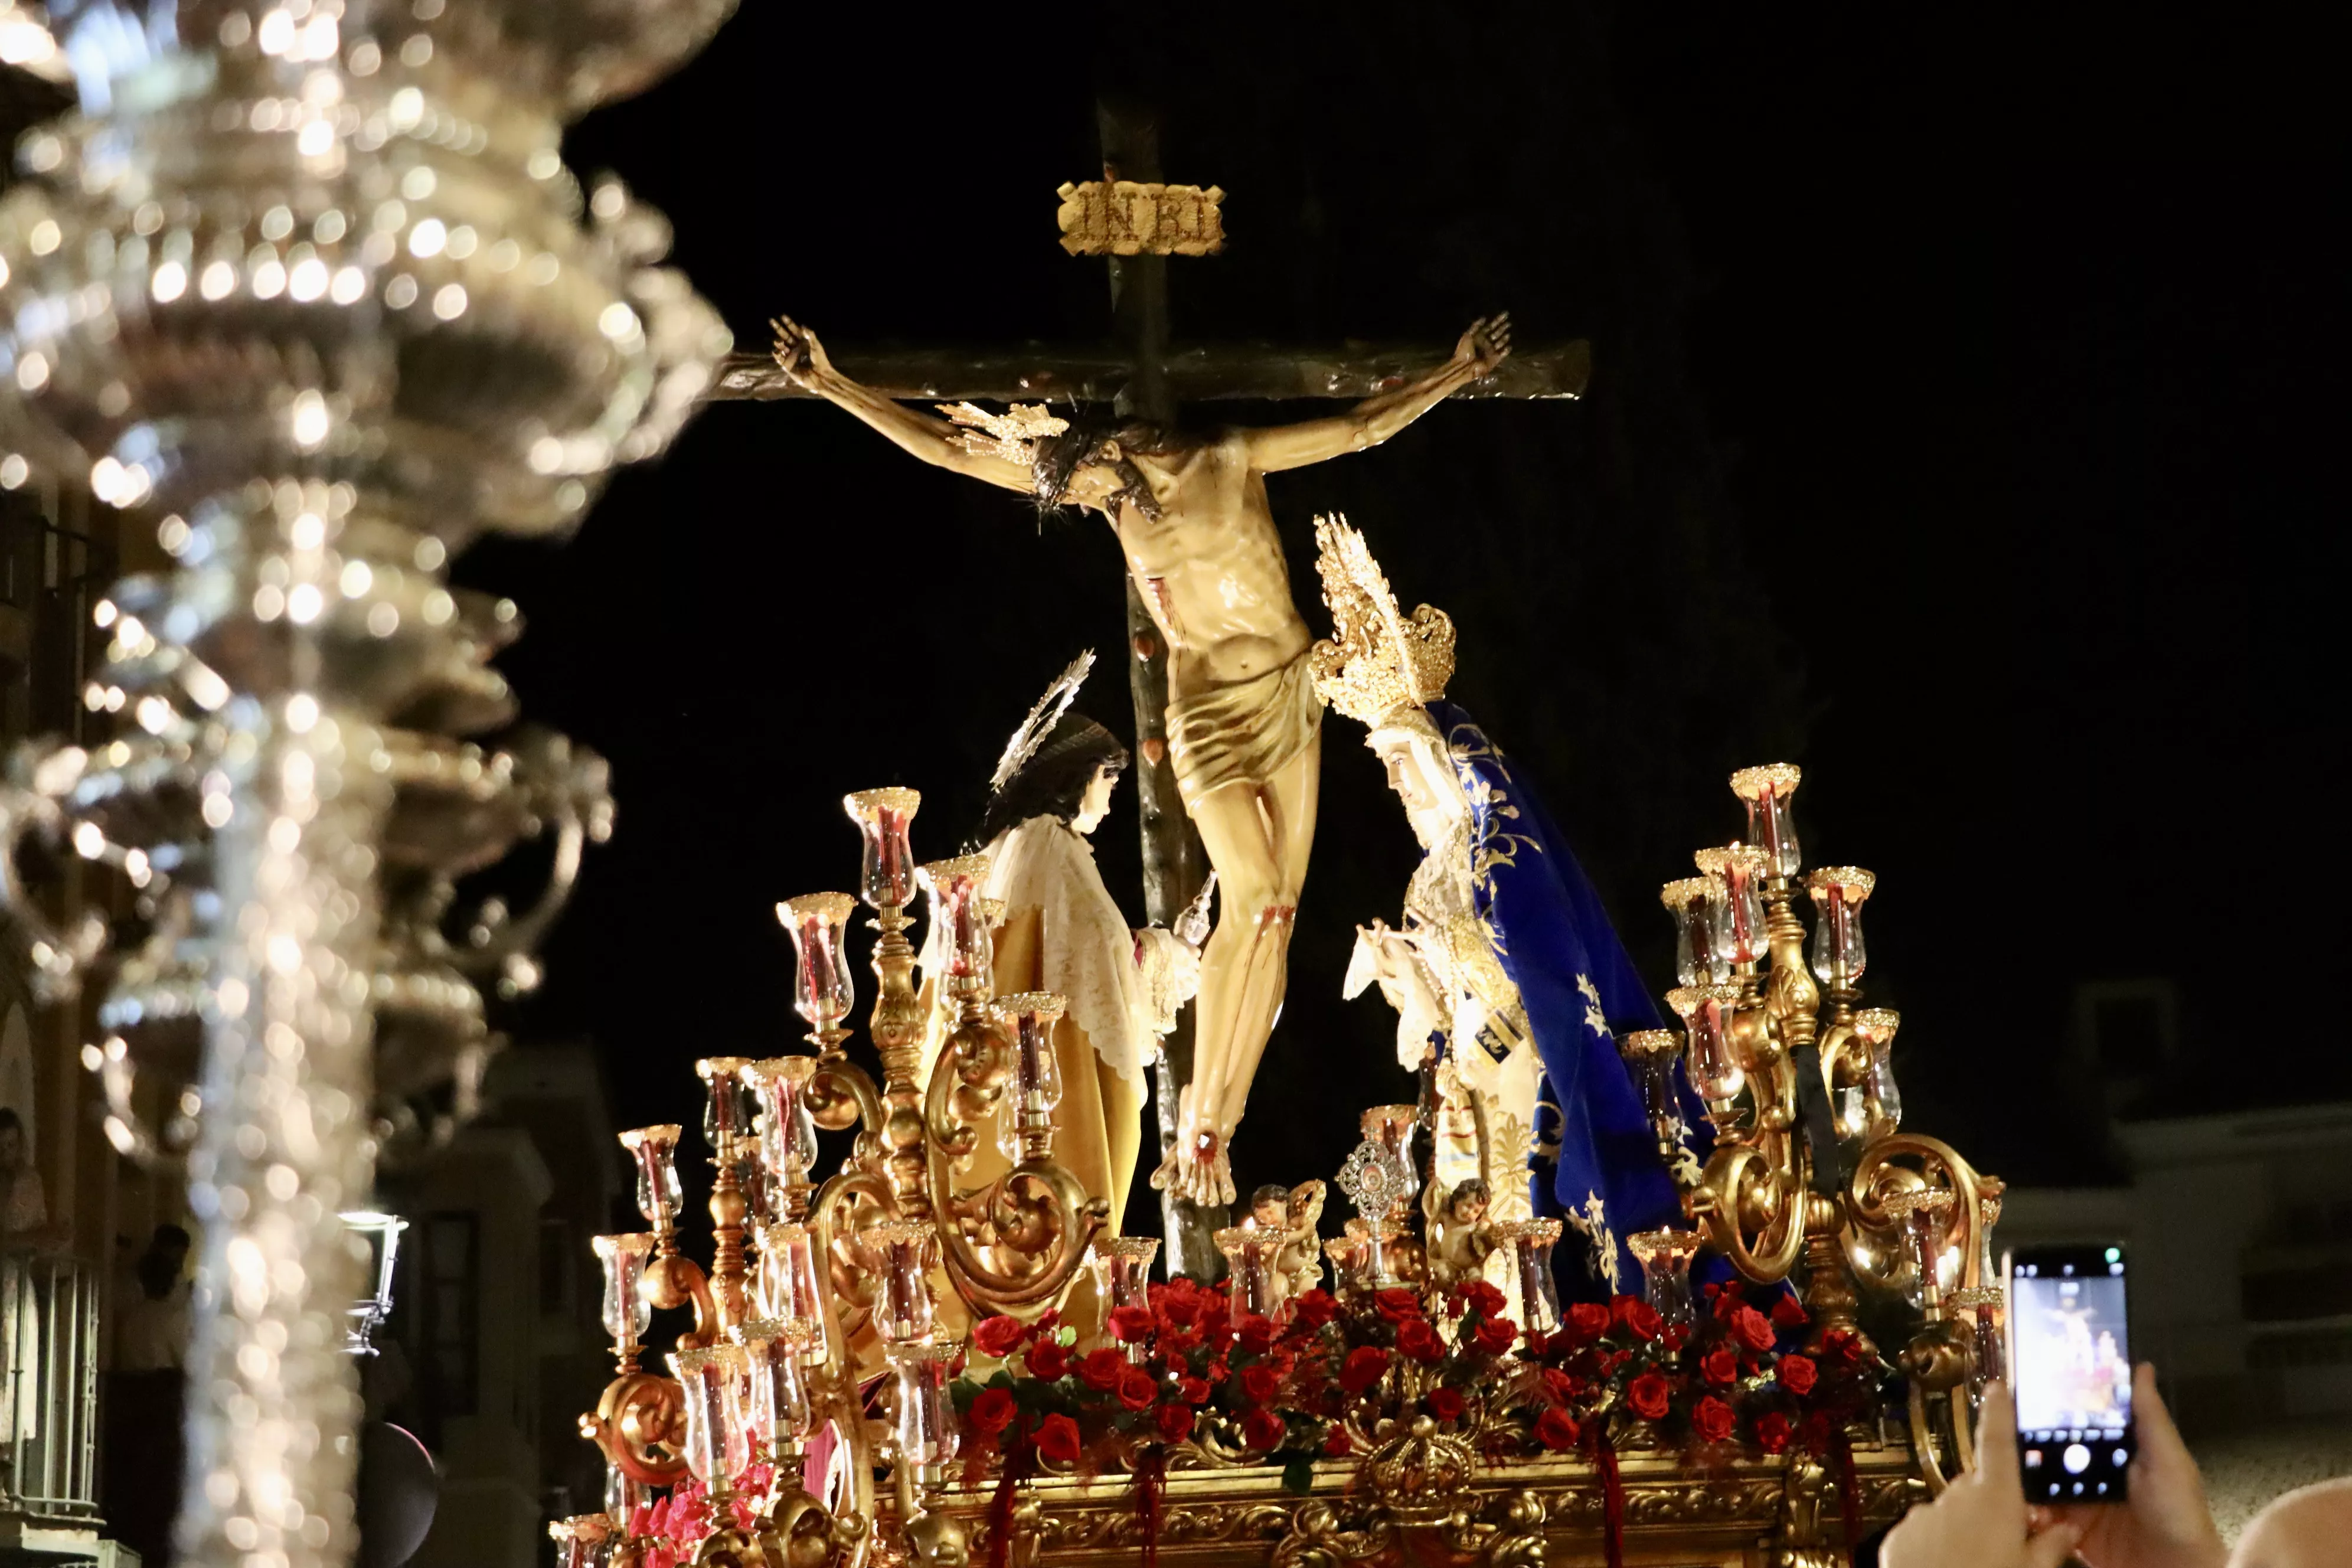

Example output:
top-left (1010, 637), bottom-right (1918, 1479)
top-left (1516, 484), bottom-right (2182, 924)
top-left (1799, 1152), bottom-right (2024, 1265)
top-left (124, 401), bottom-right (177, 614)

top-left (553, 762), bottom-right (2004, 1568)
top-left (572, 788), bottom-right (1108, 1568)
top-left (1651, 764), bottom-right (2003, 1495)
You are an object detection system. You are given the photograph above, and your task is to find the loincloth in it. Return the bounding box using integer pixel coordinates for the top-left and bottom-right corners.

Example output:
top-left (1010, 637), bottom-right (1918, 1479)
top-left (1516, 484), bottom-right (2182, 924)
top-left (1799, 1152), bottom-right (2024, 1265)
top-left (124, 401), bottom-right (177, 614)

top-left (1166, 649), bottom-right (1325, 808)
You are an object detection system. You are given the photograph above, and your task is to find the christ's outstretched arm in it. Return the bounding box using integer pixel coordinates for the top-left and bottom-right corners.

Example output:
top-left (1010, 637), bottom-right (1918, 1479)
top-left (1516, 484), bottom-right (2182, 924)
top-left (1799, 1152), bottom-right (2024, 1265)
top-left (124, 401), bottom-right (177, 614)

top-left (771, 316), bottom-right (1037, 494)
top-left (1240, 314), bottom-right (1513, 474)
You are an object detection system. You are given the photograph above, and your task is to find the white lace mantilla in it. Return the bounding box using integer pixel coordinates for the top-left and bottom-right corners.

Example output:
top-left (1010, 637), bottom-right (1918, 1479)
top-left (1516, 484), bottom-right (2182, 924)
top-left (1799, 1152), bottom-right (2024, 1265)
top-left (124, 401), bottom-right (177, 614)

top-left (982, 816), bottom-right (1162, 1087)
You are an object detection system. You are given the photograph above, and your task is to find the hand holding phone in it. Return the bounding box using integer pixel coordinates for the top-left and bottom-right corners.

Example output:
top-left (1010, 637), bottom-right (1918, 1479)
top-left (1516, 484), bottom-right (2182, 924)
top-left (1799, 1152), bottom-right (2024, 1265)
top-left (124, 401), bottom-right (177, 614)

top-left (2028, 1363), bottom-right (2229, 1568)
top-left (2007, 1243), bottom-right (2137, 1503)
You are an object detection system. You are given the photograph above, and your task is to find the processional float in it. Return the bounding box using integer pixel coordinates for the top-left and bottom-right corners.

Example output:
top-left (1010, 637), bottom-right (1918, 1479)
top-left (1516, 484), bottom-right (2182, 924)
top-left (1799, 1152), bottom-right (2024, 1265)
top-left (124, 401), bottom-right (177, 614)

top-left (562, 774), bottom-right (2003, 1567)
top-left (0, 2), bottom-right (733, 1565)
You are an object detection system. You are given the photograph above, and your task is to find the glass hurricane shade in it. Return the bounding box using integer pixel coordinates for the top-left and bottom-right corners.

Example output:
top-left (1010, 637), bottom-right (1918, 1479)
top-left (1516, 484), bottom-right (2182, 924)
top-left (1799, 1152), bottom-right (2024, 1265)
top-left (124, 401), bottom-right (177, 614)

top-left (861, 1220), bottom-right (939, 1344)
top-left (1662, 877), bottom-right (1729, 986)
top-left (844, 788), bottom-right (921, 910)
top-left (697, 1056), bottom-right (753, 1147)
top-left (1696, 845), bottom-right (1770, 966)
top-left (922, 856), bottom-right (995, 988)
top-left (745, 1057), bottom-right (822, 1192)
top-left (741, 1319), bottom-right (816, 1452)
top-left (779, 892), bottom-right (857, 1030)
top-left (1617, 1030), bottom-right (1688, 1146)
top-left (1883, 1188), bottom-right (1956, 1309)
top-left (1628, 1227), bottom-right (1703, 1335)
top-left (1668, 985), bottom-right (1746, 1106)
top-left (1806, 867), bottom-right (1874, 985)
top-left (1730, 765), bottom-right (1804, 878)
top-left (888, 1342), bottom-right (961, 1468)
top-left (619, 1125), bottom-right (685, 1230)
top-left (671, 1345), bottom-right (751, 1485)
top-left (755, 1222), bottom-right (827, 1347)
top-left (593, 1232), bottom-right (655, 1345)
top-left (1217, 1224), bottom-right (1289, 1324)
top-left (991, 992), bottom-right (1067, 1151)
top-left (1493, 1218), bottom-right (1564, 1334)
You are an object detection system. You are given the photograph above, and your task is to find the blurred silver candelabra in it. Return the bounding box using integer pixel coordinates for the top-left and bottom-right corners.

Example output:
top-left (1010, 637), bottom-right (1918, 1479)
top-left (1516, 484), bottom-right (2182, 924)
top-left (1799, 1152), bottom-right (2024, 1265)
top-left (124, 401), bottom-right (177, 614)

top-left (0, 4), bottom-right (734, 1565)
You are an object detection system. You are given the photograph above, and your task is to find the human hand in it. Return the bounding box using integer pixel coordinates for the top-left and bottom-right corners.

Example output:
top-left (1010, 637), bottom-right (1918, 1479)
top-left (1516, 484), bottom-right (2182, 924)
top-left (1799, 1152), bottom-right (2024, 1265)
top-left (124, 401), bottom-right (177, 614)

top-left (2031, 1365), bottom-right (2226, 1568)
top-left (1881, 1384), bottom-right (2083, 1568)
top-left (1452, 312), bottom-right (1513, 378)
top-left (768, 314), bottom-right (835, 386)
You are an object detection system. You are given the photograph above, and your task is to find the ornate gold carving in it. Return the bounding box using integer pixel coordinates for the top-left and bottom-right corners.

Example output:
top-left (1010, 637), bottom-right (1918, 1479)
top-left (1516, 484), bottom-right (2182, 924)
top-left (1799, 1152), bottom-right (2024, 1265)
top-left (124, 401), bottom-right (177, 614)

top-left (1056, 179), bottom-right (1226, 256)
top-left (1308, 515), bottom-right (1456, 726)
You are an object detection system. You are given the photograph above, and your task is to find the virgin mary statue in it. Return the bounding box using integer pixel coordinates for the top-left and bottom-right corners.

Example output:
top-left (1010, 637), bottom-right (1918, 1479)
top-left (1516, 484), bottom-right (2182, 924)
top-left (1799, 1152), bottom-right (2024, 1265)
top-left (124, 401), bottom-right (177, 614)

top-left (1311, 520), bottom-right (1707, 1295)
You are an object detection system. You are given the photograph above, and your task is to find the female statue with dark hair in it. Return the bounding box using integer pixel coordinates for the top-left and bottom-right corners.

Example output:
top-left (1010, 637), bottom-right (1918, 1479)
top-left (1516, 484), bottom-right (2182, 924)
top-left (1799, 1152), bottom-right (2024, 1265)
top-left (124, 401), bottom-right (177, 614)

top-left (948, 658), bottom-right (1201, 1265)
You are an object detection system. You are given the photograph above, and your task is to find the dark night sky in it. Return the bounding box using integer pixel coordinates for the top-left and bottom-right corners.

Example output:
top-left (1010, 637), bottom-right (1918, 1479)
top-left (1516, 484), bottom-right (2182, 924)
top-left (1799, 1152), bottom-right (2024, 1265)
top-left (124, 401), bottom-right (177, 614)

top-left (456, 5), bottom-right (2341, 1223)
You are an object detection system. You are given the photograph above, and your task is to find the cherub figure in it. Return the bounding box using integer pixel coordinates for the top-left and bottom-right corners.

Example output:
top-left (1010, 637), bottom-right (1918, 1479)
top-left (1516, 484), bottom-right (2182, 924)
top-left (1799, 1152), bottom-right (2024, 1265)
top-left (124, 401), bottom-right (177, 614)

top-left (1250, 1180), bottom-right (1329, 1301)
top-left (1425, 1177), bottom-right (1497, 1291)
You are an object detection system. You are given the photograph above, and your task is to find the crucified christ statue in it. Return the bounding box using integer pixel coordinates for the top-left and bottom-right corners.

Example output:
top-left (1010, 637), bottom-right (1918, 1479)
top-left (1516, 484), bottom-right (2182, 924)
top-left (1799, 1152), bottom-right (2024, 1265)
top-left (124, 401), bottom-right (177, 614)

top-left (770, 312), bottom-right (1512, 1206)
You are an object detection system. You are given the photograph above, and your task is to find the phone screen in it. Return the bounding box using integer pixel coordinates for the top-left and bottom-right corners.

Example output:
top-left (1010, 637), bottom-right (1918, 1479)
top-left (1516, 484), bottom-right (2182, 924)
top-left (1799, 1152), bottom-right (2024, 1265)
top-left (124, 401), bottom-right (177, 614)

top-left (2006, 1243), bottom-right (2134, 1501)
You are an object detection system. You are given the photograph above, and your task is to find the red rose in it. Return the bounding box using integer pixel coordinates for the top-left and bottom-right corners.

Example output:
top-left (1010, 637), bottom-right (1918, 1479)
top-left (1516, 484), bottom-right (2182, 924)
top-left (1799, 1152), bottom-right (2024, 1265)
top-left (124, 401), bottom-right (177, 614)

top-left (1622, 1300), bottom-right (1664, 1342)
top-left (1472, 1315), bottom-right (1517, 1355)
top-left (1458, 1280), bottom-right (1507, 1320)
top-left (1778, 1354), bottom-right (1818, 1396)
top-left (1079, 1347), bottom-right (1127, 1392)
top-left (1155, 1403), bottom-right (1195, 1443)
top-left (1177, 1375), bottom-right (1211, 1406)
top-left (1425, 1386), bottom-right (1465, 1423)
top-left (1771, 1293), bottom-right (1810, 1329)
top-left (1711, 1284), bottom-right (1743, 1321)
top-left (1732, 1305), bottom-right (1776, 1353)
top-left (1241, 1409), bottom-right (1286, 1451)
top-left (1157, 1291), bottom-right (1201, 1330)
top-left (1324, 1425), bottom-right (1354, 1456)
top-left (972, 1315), bottom-right (1028, 1357)
top-left (1291, 1289), bottom-right (1340, 1328)
top-left (1240, 1364), bottom-right (1282, 1406)
top-left (1340, 1346), bottom-right (1391, 1394)
top-left (968, 1386), bottom-right (1017, 1438)
top-left (1110, 1305), bottom-right (1157, 1344)
top-left (1823, 1328), bottom-right (1864, 1368)
top-left (1036, 1414), bottom-right (1082, 1464)
top-left (1118, 1367), bottom-right (1160, 1411)
top-left (1540, 1367), bottom-right (1583, 1406)
top-left (1564, 1302), bottom-right (1611, 1344)
top-left (1026, 1339), bottom-right (1069, 1381)
top-left (1609, 1294), bottom-right (1643, 1329)
top-left (1627, 1371), bottom-right (1672, 1421)
top-left (1375, 1288), bottom-right (1423, 1322)
top-left (1395, 1318), bottom-right (1445, 1363)
top-left (1755, 1411), bottom-right (1792, 1455)
top-left (1205, 1359), bottom-right (1230, 1386)
top-left (1236, 1315), bottom-right (1278, 1354)
top-left (1701, 1348), bottom-right (1738, 1387)
top-left (1535, 1407), bottom-right (1582, 1451)
top-left (1691, 1394), bottom-right (1736, 1444)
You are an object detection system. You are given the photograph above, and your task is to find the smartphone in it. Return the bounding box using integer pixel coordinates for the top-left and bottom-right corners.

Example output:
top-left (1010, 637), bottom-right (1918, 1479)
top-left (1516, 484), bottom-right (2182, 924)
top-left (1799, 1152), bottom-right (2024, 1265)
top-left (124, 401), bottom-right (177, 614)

top-left (2004, 1242), bottom-right (2134, 1502)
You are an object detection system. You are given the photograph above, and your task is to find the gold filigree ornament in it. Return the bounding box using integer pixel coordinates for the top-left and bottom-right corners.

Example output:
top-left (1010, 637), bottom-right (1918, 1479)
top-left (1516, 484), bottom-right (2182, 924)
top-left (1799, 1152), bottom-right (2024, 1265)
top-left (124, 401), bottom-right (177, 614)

top-left (1308, 515), bottom-right (1457, 727)
top-left (939, 401), bottom-right (1071, 468)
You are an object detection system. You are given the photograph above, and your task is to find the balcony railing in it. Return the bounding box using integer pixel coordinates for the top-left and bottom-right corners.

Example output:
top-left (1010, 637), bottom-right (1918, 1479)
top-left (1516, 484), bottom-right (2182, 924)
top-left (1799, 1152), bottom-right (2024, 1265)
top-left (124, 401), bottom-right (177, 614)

top-left (1, 1247), bottom-right (102, 1520)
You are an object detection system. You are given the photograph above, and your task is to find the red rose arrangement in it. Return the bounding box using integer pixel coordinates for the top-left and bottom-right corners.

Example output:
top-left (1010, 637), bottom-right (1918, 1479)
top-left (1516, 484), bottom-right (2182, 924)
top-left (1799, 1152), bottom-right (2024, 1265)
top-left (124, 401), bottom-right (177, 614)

top-left (945, 1273), bottom-right (1879, 1489)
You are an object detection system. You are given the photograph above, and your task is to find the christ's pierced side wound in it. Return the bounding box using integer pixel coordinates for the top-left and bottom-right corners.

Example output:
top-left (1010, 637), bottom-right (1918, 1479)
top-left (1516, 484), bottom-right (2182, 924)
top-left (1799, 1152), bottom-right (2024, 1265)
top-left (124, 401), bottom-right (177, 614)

top-left (1056, 179), bottom-right (1227, 256)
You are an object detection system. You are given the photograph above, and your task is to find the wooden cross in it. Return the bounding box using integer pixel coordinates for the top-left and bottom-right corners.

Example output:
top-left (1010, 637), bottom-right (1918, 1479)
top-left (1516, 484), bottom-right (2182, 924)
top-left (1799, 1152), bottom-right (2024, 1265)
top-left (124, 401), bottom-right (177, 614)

top-left (711, 103), bottom-right (1589, 1276)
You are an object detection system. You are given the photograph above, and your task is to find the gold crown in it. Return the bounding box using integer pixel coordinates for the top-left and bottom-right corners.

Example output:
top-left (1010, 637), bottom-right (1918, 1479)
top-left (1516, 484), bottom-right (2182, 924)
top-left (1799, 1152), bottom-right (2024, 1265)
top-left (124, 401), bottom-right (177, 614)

top-left (1308, 515), bottom-right (1455, 726)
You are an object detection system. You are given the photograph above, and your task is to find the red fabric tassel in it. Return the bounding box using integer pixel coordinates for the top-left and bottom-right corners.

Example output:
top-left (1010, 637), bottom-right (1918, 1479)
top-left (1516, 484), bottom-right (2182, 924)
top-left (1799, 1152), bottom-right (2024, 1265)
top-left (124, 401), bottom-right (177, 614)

top-left (1595, 1430), bottom-right (1626, 1568)
top-left (1135, 1448), bottom-right (1166, 1568)
top-left (986, 1430), bottom-right (1035, 1568)
top-left (1834, 1430), bottom-right (1863, 1562)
